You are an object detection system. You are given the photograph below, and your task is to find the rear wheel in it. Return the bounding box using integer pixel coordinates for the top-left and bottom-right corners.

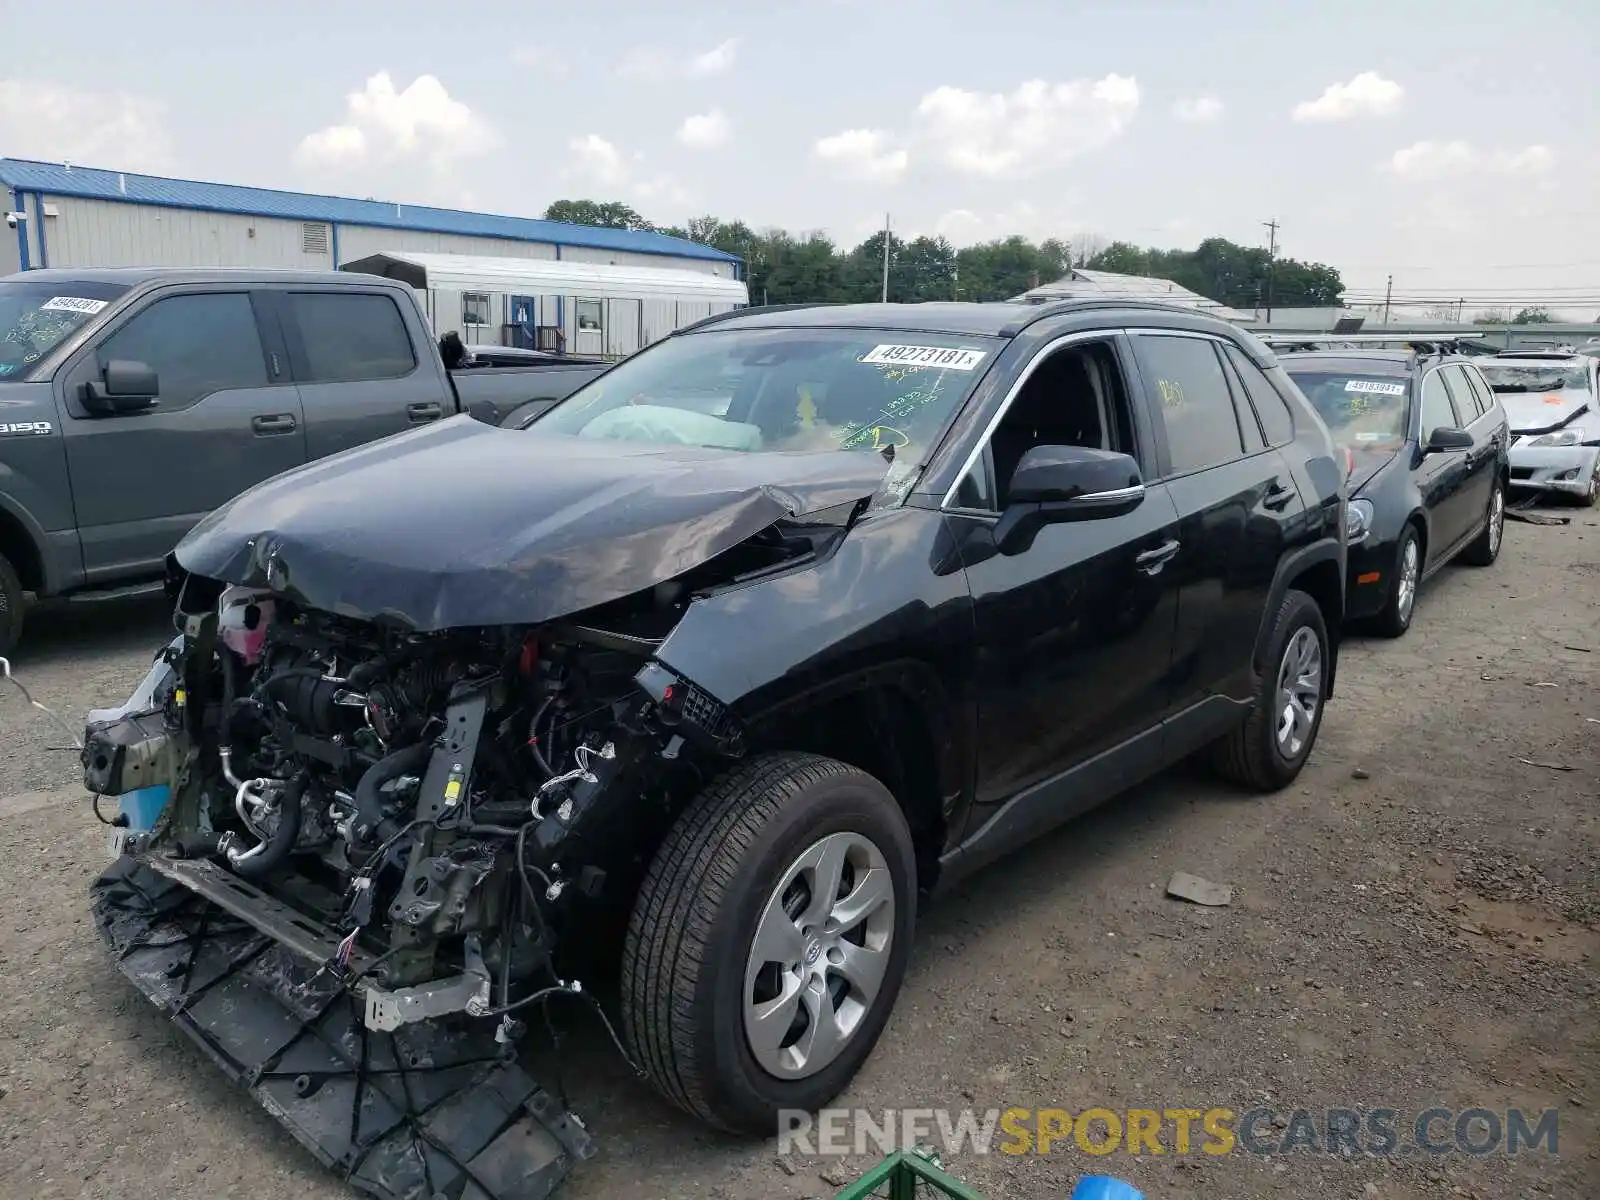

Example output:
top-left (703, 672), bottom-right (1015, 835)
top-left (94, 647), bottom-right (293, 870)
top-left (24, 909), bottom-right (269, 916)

top-left (1212, 589), bottom-right (1328, 792)
top-left (1371, 526), bottom-right (1421, 639)
top-left (1459, 478), bottom-right (1505, 567)
top-left (0, 552), bottom-right (24, 658)
top-left (621, 752), bottom-right (916, 1133)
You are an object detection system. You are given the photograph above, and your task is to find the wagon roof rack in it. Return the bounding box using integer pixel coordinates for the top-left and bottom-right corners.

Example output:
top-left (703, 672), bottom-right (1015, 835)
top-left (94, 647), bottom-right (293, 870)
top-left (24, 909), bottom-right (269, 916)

top-left (1266, 331), bottom-right (1489, 355)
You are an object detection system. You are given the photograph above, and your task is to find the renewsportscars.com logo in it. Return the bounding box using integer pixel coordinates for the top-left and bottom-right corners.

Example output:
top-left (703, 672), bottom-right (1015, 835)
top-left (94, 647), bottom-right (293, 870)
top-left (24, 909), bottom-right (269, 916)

top-left (778, 1106), bottom-right (1561, 1159)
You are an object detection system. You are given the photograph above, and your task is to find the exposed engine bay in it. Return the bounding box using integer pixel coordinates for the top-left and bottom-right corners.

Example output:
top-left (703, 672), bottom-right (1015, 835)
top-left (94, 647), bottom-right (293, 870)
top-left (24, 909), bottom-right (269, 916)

top-left (79, 528), bottom-right (820, 1200)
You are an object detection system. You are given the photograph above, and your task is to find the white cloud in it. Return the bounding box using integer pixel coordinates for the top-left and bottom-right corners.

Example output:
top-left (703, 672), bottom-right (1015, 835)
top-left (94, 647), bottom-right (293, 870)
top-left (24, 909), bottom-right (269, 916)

top-left (932, 201), bottom-right (1083, 247)
top-left (815, 74), bottom-right (1138, 184)
top-left (617, 38), bottom-right (742, 81)
top-left (914, 74), bottom-right (1140, 178)
top-left (678, 109), bottom-right (731, 150)
top-left (1389, 139), bottom-right (1557, 180)
top-left (1292, 71), bottom-right (1403, 121)
top-left (296, 72), bottom-right (497, 170)
top-left (812, 128), bottom-right (909, 182)
top-left (563, 133), bottom-right (629, 188)
top-left (511, 45), bottom-right (568, 74)
top-left (559, 134), bottom-right (693, 210)
top-left (1173, 95), bottom-right (1224, 124)
top-left (0, 79), bottom-right (173, 172)
top-left (689, 38), bottom-right (741, 77)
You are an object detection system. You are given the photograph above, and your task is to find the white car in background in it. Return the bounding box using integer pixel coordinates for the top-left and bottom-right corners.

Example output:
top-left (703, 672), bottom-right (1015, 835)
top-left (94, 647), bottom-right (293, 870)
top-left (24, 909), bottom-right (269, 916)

top-left (1476, 352), bottom-right (1600, 506)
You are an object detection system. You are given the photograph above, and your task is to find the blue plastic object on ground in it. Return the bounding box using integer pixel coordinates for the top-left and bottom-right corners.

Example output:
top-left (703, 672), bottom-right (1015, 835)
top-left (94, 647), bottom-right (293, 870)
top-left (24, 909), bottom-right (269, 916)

top-left (118, 786), bottom-right (171, 832)
top-left (1070, 1177), bottom-right (1146, 1200)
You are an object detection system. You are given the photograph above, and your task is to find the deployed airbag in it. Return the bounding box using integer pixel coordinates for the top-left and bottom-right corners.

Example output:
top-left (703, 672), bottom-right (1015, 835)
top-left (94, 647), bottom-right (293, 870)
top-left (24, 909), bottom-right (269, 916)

top-left (577, 403), bottom-right (763, 452)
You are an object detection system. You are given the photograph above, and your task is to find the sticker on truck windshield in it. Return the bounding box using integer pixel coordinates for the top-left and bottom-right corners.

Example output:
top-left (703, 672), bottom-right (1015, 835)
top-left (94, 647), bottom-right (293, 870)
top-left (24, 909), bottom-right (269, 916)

top-left (860, 345), bottom-right (988, 371)
top-left (1345, 379), bottom-right (1405, 396)
top-left (39, 296), bottom-right (109, 316)
top-left (0, 421), bottom-right (53, 437)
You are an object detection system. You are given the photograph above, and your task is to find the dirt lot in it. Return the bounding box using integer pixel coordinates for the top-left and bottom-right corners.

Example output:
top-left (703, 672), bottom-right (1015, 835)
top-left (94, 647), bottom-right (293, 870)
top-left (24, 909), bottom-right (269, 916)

top-left (1, 512), bottom-right (1595, 1200)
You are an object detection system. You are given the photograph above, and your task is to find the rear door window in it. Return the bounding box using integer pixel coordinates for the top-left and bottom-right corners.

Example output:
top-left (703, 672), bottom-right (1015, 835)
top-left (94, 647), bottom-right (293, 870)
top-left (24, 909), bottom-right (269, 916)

top-left (1133, 334), bottom-right (1244, 475)
top-left (1217, 349), bottom-right (1266, 454)
top-left (285, 292), bottom-right (416, 383)
top-left (1446, 365), bottom-right (1484, 422)
top-left (1223, 345), bottom-right (1295, 446)
top-left (1463, 366), bottom-right (1496, 419)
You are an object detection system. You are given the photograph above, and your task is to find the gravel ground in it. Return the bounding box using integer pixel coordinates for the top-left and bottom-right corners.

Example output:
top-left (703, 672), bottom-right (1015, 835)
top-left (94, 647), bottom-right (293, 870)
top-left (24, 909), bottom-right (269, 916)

top-left (0, 512), bottom-right (1595, 1200)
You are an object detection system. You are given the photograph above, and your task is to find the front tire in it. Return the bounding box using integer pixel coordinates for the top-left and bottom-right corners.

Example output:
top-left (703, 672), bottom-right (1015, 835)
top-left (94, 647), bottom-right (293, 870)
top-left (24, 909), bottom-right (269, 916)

top-left (0, 551), bottom-right (25, 657)
top-left (1459, 478), bottom-right (1505, 567)
top-left (621, 753), bottom-right (916, 1133)
top-left (1371, 526), bottom-right (1421, 639)
top-left (1212, 589), bottom-right (1328, 792)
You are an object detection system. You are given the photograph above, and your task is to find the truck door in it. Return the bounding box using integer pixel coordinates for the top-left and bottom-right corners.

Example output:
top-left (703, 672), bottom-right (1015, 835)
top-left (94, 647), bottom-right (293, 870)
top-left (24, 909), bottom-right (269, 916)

top-left (55, 288), bottom-right (306, 583)
top-left (273, 289), bottom-right (448, 461)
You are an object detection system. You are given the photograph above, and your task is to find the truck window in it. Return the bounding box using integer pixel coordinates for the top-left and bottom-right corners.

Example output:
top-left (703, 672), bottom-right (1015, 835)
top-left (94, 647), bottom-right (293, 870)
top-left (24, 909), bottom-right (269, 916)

top-left (95, 292), bottom-right (268, 410)
top-left (286, 292), bottom-right (416, 383)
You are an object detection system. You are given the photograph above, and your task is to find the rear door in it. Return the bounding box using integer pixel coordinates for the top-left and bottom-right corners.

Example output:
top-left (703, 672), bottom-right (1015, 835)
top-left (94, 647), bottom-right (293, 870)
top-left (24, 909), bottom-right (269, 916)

top-left (1130, 329), bottom-right (1307, 732)
top-left (1415, 365), bottom-right (1475, 553)
top-left (55, 287), bottom-right (305, 582)
top-left (273, 289), bottom-right (449, 461)
top-left (1448, 363), bottom-right (1504, 525)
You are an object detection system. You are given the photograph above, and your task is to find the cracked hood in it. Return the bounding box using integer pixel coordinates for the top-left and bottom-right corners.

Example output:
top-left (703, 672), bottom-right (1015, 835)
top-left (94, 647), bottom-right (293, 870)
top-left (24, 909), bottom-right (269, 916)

top-left (175, 414), bottom-right (890, 630)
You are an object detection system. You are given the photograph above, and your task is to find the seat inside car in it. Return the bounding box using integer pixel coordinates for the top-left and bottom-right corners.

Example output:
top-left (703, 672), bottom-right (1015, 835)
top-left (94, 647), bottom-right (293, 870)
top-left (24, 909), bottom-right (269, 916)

top-left (990, 349), bottom-right (1109, 504)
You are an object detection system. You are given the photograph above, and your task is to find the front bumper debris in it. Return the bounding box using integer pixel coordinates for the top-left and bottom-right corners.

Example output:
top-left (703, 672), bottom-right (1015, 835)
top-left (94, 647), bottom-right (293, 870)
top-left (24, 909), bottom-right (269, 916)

top-left (1508, 441), bottom-right (1600, 495)
top-left (92, 855), bottom-right (596, 1200)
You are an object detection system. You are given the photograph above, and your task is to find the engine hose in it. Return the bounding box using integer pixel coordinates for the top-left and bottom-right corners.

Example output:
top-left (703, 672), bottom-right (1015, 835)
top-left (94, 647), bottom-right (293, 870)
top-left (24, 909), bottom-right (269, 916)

top-left (351, 742), bottom-right (433, 846)
top-left (231, 770), bottom-right (309, 879)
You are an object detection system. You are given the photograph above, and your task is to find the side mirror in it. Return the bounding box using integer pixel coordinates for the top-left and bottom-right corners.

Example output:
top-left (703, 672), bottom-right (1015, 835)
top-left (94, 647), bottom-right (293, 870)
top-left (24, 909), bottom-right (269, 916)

top-left (1424, 426), bottom-right (1473, 453)
top-left (82, 359), bottom-right (159, 415)
top-left (994, 445), bottom-right (1146, 555)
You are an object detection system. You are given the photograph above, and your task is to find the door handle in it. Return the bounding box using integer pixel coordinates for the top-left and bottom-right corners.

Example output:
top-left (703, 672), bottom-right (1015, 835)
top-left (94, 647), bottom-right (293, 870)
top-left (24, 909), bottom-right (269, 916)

top-left (251, 413), bottom-right (297, 435)
top-left (1135, 539), bottom-right (1181, 575)
top-left (1263, 482), bottom-right (1295, 511)
top-left (407, 402), bottom-right (444, 423)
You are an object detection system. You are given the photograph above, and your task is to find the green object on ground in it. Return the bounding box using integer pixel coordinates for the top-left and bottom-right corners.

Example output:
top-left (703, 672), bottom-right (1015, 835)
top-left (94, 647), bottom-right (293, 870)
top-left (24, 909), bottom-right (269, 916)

top-left (831, 1146), bottom-right (987, 1199)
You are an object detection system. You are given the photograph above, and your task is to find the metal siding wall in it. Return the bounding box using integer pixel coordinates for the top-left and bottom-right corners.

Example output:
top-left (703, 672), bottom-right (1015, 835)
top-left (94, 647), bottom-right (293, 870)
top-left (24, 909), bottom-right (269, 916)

top-left (42, 197), bottom-right (329, 268)
top-left (641, 298), bottom-right (678, 346)
top-left (335, 226), bottom-right (560, 265)
top-left (0, 223), bottom-right (18, 275)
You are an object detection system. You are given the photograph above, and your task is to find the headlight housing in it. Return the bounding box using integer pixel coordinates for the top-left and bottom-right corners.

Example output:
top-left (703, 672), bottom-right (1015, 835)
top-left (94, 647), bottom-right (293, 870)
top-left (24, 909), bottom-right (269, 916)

top-left (1345, 498), bottom-right (1374, 544)
top-left (1525, 426), bottom-right (1587, 448)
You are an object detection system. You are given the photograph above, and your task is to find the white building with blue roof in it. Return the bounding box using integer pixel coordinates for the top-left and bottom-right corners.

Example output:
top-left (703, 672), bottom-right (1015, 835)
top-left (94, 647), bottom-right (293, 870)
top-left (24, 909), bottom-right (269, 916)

top-left (0, 157), bottom-right (746, 355)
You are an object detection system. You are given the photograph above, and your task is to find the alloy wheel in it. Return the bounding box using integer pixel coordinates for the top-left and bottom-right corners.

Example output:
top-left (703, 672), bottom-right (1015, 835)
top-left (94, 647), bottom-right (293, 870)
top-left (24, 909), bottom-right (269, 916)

top-left (1488, 486), bottom-right (1504, 555)
top-left (1274, 626), bottom-right (1322, 760)
top-left (743, 831), bottom-right (897, 1080)
top-left (1396, 538), bottom-right (1419, 626)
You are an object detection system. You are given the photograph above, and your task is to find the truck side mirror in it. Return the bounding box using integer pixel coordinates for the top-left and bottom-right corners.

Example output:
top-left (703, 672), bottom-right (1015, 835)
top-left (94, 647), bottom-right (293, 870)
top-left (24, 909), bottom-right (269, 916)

top-left (82, 359), bottom-right (159, 415)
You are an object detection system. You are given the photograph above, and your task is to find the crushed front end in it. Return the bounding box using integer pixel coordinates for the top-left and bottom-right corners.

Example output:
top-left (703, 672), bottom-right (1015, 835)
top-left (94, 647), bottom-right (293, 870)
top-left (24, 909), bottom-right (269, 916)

top-left (82, 566), bottom-right (751, 1200)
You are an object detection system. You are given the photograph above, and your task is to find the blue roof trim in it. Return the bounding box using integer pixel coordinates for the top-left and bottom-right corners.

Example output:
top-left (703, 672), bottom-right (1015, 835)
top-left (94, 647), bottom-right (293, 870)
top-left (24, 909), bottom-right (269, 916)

top-left (0, 158), bottom-right (739, 265)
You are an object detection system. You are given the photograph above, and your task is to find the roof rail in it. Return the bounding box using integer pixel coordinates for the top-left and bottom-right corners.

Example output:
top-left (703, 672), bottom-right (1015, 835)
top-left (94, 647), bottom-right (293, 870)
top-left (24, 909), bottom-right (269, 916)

top-left (1264, 331), bottom-right (1486, 356)
top-left (675, 302), bottom-right (832, 335)
top-left (998, 297), bottom-right (1224, 337)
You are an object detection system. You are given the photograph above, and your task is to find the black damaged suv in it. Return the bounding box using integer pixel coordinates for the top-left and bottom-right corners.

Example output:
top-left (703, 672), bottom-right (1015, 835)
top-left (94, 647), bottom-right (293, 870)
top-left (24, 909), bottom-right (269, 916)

top-left (85, 299), bottom-right (1346, 1199)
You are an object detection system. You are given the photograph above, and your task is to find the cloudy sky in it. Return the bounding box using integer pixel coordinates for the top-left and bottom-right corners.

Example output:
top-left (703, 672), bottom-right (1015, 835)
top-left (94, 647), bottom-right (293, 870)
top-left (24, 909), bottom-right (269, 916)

top-left (2, 0), bottom-right (1596, 310)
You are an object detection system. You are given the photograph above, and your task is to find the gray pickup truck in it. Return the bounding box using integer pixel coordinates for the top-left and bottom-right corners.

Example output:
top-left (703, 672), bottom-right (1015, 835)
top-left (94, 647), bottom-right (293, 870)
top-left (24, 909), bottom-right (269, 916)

top-left (0, 267), bottom-right (607, 652)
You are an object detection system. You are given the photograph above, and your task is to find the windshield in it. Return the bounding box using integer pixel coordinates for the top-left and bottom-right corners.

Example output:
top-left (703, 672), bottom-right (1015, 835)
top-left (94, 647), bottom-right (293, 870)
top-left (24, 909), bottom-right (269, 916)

top-left (1286, 369), bottom-right (1412, 451)
top-left (533, 326), bottom-right (1002, 460)
top-left (1476, 360), bottom-right (1590, 393)
top-left (0, 280), bottom-right (129, 380)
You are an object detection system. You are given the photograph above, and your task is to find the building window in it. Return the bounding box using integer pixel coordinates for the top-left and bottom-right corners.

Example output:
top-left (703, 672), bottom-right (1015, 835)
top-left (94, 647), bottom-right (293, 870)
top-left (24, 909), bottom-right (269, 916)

top-left (463, 293), bottom-right (492, 328)
top-left (576, 299), bottom-right (603, 333)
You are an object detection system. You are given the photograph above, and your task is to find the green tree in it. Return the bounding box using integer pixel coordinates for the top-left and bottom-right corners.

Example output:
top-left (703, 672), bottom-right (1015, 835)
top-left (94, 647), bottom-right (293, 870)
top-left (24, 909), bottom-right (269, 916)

top-left (1511, 306), bottom-right (1554, 324)
top-left (542, 199), bottom-right (654, 231)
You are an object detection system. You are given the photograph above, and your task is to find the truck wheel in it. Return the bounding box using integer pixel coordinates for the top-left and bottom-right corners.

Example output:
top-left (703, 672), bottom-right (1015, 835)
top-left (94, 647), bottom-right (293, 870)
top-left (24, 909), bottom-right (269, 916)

top-left (0, 552), bottom-right (24, 657)
top-left (1212, 589), bottom-right (1328, 792)
top-left (621, 752), bottom-right (916, 1133)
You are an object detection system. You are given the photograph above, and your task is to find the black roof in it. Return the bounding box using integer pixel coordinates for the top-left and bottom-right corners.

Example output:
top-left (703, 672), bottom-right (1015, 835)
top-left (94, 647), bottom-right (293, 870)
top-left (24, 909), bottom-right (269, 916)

top-left (691, 298), bottom-right (1244, 339)
top-left (5, 266), bottom-right (395, 288)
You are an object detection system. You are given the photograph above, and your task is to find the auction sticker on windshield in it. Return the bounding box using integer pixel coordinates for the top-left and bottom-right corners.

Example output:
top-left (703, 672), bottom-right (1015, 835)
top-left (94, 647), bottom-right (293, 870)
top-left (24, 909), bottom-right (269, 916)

top-left (860, 345), bottom-right (988, 370)
top-left (1345, 379), bottom-right (1406, 396)
top-left (39, 296), bottom-right (110, 316)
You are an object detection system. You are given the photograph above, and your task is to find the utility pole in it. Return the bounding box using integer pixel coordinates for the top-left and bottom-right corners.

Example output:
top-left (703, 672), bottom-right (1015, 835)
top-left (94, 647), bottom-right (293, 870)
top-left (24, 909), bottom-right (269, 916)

top-left (1261, 218), bottom-right (1280, 322)
top-left (881, 212), bottom-right (891, 303)
top-left (1383, 274), bottom-right (1393, 325)
top-left (1456, 297), bottom-right (1465, 322)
